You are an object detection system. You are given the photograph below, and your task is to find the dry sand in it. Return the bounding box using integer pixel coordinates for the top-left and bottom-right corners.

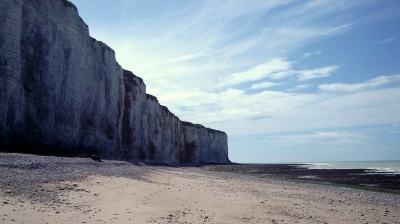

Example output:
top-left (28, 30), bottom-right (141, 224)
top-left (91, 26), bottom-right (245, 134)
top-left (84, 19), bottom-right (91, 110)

top-left (1, 166), bottom-right (400, 224)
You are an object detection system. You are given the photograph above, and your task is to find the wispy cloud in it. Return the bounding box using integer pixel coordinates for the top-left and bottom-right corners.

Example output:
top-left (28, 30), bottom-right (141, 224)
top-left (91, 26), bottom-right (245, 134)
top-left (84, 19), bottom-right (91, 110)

top-left (250, 82), bottom-right (282, 90)
top-left (164, 49), bottom-right (213, 64)
top-left (287, 84), bottom-right (313, 92)
top-left (212, 87), bottom-right (400, 135)
top-left (301, 50), bottom-right (321, 59)
top-left (268, 70), bottom-right (297, 80)
top-left (217, 58), bottom-right (338, 87)
top-left (265, 131), bottom-right (369, 145)
top-left (379, 38), bottom-right (395, 44)
top-left (216, 58), bottom-right (292, 87)
top-left (298, 66), bottom-right (338, 81)
top-left (389, 122), bottom-right (400, 133)
top-left (319, 74), bottom-right (400, 92)
top-left (323, 23), bottom-right (354, 35)
top-left (155, 85), bottom-right (319, 125)
top-left (86, 0), bottom-right (363, 95)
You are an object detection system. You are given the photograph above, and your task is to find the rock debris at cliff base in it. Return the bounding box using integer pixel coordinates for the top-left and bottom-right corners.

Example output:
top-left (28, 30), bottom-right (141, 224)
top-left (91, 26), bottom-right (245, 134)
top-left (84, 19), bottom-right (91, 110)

top-left (0, 0), bottom-right (229, 164)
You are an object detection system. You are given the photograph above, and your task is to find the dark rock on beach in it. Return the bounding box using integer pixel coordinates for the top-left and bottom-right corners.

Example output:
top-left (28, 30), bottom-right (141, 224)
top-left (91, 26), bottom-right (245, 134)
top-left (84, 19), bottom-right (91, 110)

top-left (91, 155), bottom-right (102, 162)
top-left (202, 163), bottom-right (400, 194)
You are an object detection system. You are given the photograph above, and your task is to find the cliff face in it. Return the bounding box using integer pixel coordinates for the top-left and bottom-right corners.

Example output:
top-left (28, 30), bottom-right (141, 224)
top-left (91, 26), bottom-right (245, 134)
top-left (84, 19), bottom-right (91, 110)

top-left (0, 0), bottom-right (229, 164)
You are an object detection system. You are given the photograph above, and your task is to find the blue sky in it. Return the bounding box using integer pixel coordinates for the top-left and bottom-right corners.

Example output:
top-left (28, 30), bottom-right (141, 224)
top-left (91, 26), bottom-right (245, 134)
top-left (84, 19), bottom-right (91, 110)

top-left (71, 0), bottom-right (400, 163)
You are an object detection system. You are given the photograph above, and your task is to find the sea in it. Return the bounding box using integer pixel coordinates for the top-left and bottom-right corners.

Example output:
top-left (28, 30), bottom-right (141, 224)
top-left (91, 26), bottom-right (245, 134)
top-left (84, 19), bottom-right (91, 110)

top-left (295, 161), bottom-right (400, 174)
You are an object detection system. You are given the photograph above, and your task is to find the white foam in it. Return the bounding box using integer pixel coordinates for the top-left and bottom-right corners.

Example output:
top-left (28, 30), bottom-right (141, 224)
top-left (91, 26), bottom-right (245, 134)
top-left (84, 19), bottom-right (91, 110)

top-left (298, 161), bottom-right (400, 174)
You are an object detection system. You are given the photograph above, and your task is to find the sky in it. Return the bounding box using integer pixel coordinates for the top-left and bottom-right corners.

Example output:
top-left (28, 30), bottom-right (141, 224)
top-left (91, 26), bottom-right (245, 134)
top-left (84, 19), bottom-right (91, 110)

top-left (70, 0), bottom-right (400, 163)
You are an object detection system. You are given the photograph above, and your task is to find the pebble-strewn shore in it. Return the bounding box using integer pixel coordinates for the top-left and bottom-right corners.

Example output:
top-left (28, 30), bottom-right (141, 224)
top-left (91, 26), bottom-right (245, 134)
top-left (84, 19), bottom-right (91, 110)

top-left (1, 153), bottom-right (400, 207)
top-left (1, 153), bottom-right (400, 224)
top-left (0, 153), bottom-right (148, 204)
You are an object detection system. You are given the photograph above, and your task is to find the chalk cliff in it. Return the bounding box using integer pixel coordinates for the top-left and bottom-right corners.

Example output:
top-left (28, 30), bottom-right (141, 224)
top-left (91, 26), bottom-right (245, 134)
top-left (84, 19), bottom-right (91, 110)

top-left (0, 0), bottom-right (229, 164)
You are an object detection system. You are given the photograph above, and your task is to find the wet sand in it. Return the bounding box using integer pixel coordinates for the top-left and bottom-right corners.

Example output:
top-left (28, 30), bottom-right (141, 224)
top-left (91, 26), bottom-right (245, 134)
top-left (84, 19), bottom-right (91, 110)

top-left (1, 153), bottom-right (400, 223)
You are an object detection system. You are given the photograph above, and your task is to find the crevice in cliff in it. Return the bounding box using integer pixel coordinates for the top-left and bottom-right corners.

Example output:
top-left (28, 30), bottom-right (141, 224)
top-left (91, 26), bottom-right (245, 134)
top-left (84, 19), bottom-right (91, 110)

top-left (148, 141), bottom-right (156, 161)
top-left (21, 21), bottom-right (49, 97)
top-left (121, 94), bottom-right (133, 146)
top-left (0, 36), bottom-right (4, 50)
top-left (138, 147), bottom-right (146, 161)
top-left (180, 140), bottom-right (198, 163)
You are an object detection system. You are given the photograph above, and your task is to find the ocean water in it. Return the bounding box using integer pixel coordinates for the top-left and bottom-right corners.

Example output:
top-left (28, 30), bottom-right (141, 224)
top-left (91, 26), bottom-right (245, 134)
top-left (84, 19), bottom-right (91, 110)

top-left (296, 161), bottom-right (400, 174)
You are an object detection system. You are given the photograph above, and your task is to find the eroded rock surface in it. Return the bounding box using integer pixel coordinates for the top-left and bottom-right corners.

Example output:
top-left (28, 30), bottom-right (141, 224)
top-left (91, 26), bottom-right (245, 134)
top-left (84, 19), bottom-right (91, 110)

top-left (0, 0), bottom-right (229, 164)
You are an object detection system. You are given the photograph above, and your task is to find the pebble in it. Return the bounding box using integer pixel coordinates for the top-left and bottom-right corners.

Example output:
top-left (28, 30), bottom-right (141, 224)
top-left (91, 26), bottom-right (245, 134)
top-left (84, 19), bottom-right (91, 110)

top-left (0, 153), bottom-right (148, 207)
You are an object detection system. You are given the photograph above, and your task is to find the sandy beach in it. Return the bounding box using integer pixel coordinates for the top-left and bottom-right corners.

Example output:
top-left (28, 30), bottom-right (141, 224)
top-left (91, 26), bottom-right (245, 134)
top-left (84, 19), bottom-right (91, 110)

top-left (1, 153), bottom-right (400, 224)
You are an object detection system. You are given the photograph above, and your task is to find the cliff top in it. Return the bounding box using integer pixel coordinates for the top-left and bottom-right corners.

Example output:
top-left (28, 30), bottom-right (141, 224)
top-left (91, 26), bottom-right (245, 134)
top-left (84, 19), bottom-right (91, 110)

top-left (61, 0), bottom-right (77, 10)
top-left (146, 95), bottom-right (225, 135)
top-left (181, 121), bottom-right (225, 135)
top-left (123, 70), bottom-right (144, 84)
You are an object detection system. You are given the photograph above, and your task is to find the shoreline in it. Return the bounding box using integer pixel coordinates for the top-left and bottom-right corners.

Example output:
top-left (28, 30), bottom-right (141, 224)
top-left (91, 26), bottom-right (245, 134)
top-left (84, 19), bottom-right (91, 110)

top-left (1, 153), bottom-right (400, 223)
top-left (200, 163), bottom-right (400, 194)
